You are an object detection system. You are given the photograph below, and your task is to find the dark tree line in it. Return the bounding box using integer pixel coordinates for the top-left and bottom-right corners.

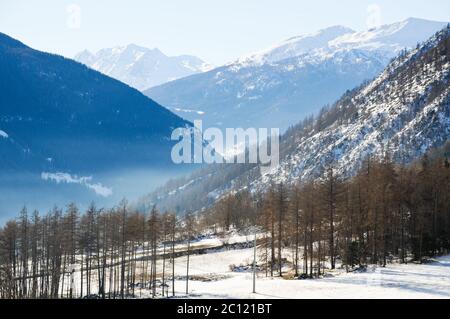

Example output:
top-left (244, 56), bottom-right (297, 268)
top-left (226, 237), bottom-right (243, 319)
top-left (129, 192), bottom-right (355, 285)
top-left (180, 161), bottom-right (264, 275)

top-left (0, 200), bottom-right (198, 299)
top-left (202, 150), bottom-right (450, 278)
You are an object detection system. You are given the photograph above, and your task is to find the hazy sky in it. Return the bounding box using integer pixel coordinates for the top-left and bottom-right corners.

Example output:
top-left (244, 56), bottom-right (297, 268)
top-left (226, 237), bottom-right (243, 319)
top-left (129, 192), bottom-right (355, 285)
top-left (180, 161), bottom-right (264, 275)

top-left (1, 0), bottom-right (449, 65)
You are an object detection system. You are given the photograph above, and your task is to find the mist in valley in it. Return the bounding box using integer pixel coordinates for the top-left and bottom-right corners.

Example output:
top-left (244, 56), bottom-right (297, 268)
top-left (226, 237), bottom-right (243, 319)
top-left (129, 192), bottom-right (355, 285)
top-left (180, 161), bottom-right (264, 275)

top-left (0, 165), bottom-right (193, 224)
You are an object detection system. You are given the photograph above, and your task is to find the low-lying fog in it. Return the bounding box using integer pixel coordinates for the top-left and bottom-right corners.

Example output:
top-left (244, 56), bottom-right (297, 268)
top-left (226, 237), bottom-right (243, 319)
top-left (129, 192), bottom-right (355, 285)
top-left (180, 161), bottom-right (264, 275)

top-left (0, 166), bottom-right (193, 225)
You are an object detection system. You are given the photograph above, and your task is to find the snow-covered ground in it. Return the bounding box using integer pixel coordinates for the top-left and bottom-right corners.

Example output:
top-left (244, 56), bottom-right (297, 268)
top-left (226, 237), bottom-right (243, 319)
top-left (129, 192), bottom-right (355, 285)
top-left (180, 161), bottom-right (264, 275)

top-left (149, 233), bottom-right (450, 299)
top-left (171, 248), bottom-right (450, 299)
top-left (66, 233), bottom-right (450, 299)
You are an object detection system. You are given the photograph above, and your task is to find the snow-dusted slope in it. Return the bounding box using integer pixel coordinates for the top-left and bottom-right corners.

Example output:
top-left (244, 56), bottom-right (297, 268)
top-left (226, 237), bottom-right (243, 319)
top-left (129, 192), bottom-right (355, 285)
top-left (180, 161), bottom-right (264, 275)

top-left (255, 25), bottom-right (450, 187)
top-left (143, 25), bottom-right (450, 213)
top-left (236, 25), bottom-right (355, 66)
top-left (75, 44), bottom-right (212, 90)
top-left (146, 18), bottom-right (448, 132)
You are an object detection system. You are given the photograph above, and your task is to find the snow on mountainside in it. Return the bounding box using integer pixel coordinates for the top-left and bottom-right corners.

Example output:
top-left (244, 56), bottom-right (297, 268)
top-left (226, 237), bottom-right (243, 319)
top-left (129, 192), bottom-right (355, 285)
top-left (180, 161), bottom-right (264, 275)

top-left (235, 25), bottom-right (355, 66)
top-left (142, 24), bottom-right (450, 214)
top-left (75, 44), bottom-right (213, 90)
top-left (251, 25), bottom-right (450, 188)
top-left (146, 18), bottom-right (448, 133)
top-left (329, 17), bottom-right (447, 52)
top-left (148, 48), bottom-right (389, 133)
top-left (256, 25), bottom-right (450, 187)
top-left (237, 18), bottom-right (446, 67)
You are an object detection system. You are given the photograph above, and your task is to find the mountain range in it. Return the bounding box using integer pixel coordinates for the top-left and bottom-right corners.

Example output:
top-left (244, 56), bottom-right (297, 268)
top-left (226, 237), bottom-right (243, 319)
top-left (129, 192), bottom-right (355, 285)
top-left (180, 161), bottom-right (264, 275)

top-left (141, 23), bottom-right (450, 213)
top-left (145, 18), bottom-right (448, 133)
top-left (1, 17), bottom-right (448, 218)
top-left (75, 44), bottom-right (212, 90)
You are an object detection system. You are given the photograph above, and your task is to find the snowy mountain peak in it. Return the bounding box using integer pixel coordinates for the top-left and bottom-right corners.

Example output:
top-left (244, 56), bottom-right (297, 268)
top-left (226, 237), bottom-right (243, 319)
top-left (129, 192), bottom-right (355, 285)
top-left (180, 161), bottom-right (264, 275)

top-left (74, 45), bottom-right (212, 90)
top-left (113, 44), bottom-right (165, 58)
top-left (235, 25), bottom-right (355, 66)
top-left (74, 48), bottom-right (93, 58)
top-left (283, 25), bottom-right (355, 44)
top-left (146, 18), bottom-right (447, 134)
top-left (233, 18), bottom-right (448, 69)
top-left (330, 17), bottom-right (448, 53)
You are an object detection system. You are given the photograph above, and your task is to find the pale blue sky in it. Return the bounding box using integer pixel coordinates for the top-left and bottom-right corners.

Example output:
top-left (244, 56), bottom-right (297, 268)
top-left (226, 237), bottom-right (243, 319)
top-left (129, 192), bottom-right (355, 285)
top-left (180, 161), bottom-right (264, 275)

top-left (1, 0), bottom-right (449, 65)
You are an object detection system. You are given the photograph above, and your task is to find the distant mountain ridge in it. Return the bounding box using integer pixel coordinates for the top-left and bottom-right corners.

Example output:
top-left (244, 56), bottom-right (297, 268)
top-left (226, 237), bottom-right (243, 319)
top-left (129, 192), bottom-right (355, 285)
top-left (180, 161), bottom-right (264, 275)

top-left (75, 44), bottom-right (213, 90)
top-left (235, 25), bottom-right (355, 65)
top-left (0, 32), bottom-right (192, 216)
top-left (236, 17), bottom-right (447, 66)
top-left (145, 18), bottom-right (448, 133)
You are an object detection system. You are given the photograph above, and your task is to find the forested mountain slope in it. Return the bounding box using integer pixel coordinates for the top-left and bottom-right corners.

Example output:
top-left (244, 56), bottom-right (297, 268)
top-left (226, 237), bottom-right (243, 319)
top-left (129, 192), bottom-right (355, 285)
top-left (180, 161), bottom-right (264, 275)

top-left (142, 24), bottom-right (450, 213)
top-left (0, 33), bottom-right (192, 216)
top-left (0, 33), bottom-right (190, 174)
